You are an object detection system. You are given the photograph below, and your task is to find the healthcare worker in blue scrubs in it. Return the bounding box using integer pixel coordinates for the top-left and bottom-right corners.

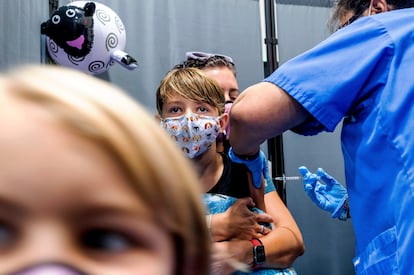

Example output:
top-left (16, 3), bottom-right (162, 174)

top-left (228, 0), bottom-right (414, 274)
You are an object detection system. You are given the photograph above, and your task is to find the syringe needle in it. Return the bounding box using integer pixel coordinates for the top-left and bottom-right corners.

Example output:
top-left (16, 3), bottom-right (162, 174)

top-left (274, 176), bottom-right (303, 181)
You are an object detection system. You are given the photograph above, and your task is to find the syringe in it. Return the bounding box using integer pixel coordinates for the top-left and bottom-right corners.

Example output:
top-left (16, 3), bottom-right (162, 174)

top-left (274, 176), bottom-right (303, 181)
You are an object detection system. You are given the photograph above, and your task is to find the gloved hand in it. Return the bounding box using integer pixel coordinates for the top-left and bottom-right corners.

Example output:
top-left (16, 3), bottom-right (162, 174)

top-left (228, 148), bottom-right (269, 189)
top-left (298, 166), bottom-right (349, 220)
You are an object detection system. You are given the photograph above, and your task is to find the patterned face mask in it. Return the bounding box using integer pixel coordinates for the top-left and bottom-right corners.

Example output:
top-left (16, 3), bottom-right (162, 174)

top-left (160, 113), bottom-right (221, 158)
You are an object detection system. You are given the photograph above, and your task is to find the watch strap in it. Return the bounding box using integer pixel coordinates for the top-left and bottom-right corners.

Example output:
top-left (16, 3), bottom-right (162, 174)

top-left (250, 238), bottom-right (265, 268)
top-left (250, 238), bottom-right (262, 247)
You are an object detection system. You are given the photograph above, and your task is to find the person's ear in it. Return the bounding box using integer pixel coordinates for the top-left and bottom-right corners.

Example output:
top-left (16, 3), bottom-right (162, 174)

top-left (370, 0), bottom-right (389, 15)
top-left (219, 113), bottom-right (229, 132)
top-left (155, 114), bottom-right (161, 122)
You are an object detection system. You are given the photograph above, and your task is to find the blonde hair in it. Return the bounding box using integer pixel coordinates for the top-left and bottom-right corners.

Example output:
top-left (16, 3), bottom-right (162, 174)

top-left (0, 64), bottom-right (210, 275)
top-left (156, 67), bottom-right (225, 115)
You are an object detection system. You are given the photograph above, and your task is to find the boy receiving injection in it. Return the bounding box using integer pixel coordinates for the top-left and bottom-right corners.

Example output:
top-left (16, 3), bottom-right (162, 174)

top-left (156, 67), bottom-right (303, 274)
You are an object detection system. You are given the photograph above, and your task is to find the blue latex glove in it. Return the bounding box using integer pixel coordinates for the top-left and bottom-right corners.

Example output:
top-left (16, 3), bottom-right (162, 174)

top-left (298, 166), bottom-right (349, 220)
top-left (228, 147), bottom-right (269, 189)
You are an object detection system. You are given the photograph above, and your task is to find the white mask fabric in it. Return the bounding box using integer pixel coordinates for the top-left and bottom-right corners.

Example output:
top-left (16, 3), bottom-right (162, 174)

top-left (161, 113), bottom-right (221, 158)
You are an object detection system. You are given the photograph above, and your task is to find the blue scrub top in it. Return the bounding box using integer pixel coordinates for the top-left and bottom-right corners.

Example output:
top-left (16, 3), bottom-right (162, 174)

top-left (265, 8), bottom-right (414, 274)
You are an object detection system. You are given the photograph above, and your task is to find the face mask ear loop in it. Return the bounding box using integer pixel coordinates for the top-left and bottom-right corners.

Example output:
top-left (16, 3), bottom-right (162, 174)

top-left (217, 114), bottom-right (226, 132)
top-left (368, 0), bottom-right (373, 16)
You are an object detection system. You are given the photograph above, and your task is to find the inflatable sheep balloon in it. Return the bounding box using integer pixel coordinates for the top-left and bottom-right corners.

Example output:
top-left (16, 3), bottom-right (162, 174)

top-left (41, 1), bottom-right (138, 74)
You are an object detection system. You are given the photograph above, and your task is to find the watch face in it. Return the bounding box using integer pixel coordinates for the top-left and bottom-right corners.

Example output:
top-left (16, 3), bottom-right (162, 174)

top-left (254, 245), bottom-right (266, 264)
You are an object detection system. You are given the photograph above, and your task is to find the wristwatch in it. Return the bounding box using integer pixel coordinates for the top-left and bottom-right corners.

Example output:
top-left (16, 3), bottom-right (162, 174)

top-left (250, 238), bottom-right (265, 268)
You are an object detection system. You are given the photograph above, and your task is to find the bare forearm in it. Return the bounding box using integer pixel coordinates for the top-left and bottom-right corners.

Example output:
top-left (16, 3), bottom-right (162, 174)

top-left (222, 228), bottom-right (303, 270)
top-left (230, 82), bottom-right (308, 155)
top-left (220, 192), bottom-right (304, 270)
top-left (229, 90), bottom-right (268, 156)
top-left (260, 225), bottom-right (304, 268)
top-left (260, 191), bottom-right (304, 268)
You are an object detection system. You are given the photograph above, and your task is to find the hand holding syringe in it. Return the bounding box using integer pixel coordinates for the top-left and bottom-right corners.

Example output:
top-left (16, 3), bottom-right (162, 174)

top-left (294, 166), bottom-right (349, 220)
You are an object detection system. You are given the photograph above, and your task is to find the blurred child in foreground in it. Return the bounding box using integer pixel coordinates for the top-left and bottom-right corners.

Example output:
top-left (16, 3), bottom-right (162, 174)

top-left (0, 65), bottom-right (210, 275)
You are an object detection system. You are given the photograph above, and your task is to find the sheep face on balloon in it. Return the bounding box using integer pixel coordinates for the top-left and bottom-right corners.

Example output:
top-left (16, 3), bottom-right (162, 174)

top-left (41, 1), bottom-right (137, 75)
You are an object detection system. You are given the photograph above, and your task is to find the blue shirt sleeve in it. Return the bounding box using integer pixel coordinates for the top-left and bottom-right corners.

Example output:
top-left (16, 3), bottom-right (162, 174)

top-left (265, 15), bottom-right (394, 135)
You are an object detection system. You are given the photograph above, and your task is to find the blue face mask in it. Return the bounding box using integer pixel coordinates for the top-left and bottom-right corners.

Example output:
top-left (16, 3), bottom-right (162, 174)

top-left (10, 262), bottom-right (88, 275)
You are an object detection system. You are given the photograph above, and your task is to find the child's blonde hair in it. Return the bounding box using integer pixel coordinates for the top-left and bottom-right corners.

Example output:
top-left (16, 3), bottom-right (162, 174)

top-left (156, 67), bottom-right (225, 115)
top-left (1, 64), bottom-right (210, 275)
